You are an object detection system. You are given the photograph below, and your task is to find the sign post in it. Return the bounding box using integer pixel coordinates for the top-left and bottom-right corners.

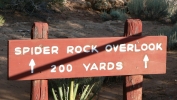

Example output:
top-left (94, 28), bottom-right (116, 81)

top-left (30, 22), bottom-right (48, 100)
top-left (123, 19), bottom-right (143, 100)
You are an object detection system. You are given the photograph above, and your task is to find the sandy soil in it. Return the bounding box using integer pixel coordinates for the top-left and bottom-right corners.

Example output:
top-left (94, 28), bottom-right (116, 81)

top-left (0, 1), bottom-right (177, 100)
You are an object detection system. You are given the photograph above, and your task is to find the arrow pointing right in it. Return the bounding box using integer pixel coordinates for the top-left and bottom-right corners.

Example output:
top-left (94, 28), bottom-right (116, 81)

top-left (29, 59), bottom-right (35, 73)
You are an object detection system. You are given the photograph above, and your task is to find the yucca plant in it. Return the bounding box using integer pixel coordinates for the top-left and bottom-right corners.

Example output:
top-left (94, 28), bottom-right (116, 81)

top-left (51, 80), bottom-right (95, 100)
top-left (50, 77), bottom-right (104, 100)
top-left (0, 15), bottom-right (5, 26)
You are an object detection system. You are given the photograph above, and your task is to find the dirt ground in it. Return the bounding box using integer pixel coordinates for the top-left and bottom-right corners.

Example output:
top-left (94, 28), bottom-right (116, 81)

top-left (0, 1), bottom-right (177, 100)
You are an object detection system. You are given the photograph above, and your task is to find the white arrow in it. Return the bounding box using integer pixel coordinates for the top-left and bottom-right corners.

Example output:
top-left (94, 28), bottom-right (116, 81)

top-left (143, 55), bottom-right (149, 68)
top-left (29, 59), bottom-right (35, 73)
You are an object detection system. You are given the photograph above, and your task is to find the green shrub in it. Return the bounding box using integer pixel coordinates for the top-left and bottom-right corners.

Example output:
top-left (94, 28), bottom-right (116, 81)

top-left (0, 0), bottom-right (66, 15)
top-left (169, 24), bottom-right (177, 49)
top-left (0, 0), bottom-right (4, 9)
top-left (170, 10), bottom-right (177, 24)
top-left (110, 9), bottom-right (128, 21)
top-left (127, 0), bottom-right (144, 18)
top-left (0, 15), bottom-right (5, 26)
top-left (144, 0), bottom-right (169, 20)
top-left (100, 11), bottom-right (112, 21)
top-left (110, 9), bottom-right (120, 20)
top-left (167, 0), bottom-right (177, 19)
top-left (127, 0), bottom-right (169, 20)
top-left (156, 24), bottom-right (177, 50)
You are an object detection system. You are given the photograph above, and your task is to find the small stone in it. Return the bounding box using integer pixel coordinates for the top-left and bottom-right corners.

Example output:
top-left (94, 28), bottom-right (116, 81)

top-left (165, 18), bottom-right (171, 23)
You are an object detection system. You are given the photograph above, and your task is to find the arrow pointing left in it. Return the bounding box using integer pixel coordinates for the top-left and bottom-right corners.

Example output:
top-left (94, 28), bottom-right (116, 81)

top-left (29, 59), bottom-right (35, 73)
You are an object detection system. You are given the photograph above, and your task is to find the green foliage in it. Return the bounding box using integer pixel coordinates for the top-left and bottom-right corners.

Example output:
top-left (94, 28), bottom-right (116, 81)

top-left (169, 24), bottom-right (177, 50)
top-left (110, 9), bottom-right (128, 21)
top-left (155, 24), bottom-right (177, 50)
top-left (94, 0), bottom-right (111, 10)
top-left (100, 11), bottom-right (112, 21)
top-left (110, 9), bottom-right (120, 20)
top-left (0, 15), bottom-right (5, 26)
top-left (80, 83), bottom-right (95, 100)
top-left (49, 77), bottom-right (104, 100)
top-left (168, 1), bottom-right (177, 23)
top-left (53, 0), bottom-right (67, 4)
top-left (127, 0), bottom-right (169, 20)
top-left (144, 0), bottom-right (169, 20)
top-left (0, 0), bottom-right (4, 9)
top-left (53, 80), bottom-right (80, 100)
top-left (100, 9), bottom-right (128, 22)
top-left (0, 0), bottom-right (66, 15)
top-left (170, 10), bottom-right (177, 24)
top-left (127, 0), bottom-right (144, 18)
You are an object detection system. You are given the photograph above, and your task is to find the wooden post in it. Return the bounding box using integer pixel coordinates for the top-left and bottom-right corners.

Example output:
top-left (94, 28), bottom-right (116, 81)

top-left (123, 19), bottom-right (143, 100)
top-left (30, 22), bottom-right (48, 100)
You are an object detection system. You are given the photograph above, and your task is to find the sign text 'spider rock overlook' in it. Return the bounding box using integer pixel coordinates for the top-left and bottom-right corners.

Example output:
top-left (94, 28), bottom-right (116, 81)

top-left (8, 36), bottom-right (167, 80)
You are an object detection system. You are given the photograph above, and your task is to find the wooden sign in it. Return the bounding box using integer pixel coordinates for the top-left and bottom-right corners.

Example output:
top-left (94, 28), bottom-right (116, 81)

top-left (8, 36), bottom-right (167, 80)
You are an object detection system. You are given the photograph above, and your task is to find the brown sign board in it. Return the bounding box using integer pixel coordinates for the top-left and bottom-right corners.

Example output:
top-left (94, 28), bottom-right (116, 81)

top-left (8, 36), bottom-right (167, 80)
